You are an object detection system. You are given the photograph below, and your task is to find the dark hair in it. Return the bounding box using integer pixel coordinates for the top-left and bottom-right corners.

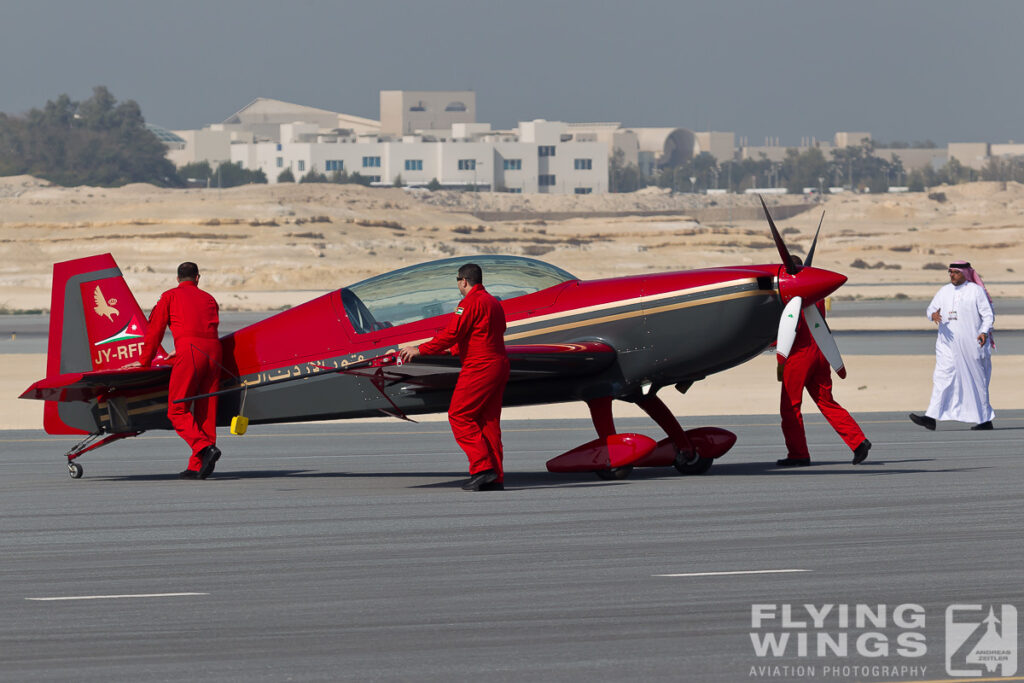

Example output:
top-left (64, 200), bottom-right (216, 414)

top-left (458, 263), bottom-right (482, 286)
top-left (177, 262), bottom-right (199, 280)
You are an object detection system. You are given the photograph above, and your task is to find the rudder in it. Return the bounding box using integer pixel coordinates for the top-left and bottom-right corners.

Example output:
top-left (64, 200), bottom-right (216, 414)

top-left (43, 253), bottom-right (163, 434)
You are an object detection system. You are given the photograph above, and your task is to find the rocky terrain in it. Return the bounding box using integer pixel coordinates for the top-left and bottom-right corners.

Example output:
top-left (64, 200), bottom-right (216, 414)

top-left (2, 176), bottom-right (1023, 311)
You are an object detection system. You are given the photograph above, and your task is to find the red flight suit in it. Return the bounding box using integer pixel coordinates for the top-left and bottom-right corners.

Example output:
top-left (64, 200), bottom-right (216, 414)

top-left (418, 284), bottom-right (510, 482)
top-left (780, 301), bottom-right (865, 460)
top-left (139, 280), bottom-right (221, 472)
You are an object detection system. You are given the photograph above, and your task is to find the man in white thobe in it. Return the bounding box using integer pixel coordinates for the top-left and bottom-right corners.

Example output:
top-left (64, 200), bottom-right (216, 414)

top-left (910, 261), bottom-right (995, 430)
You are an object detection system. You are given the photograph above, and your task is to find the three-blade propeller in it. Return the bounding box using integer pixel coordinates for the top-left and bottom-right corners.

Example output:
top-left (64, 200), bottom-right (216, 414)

top-left (761, 196), bottom-right (847, 379)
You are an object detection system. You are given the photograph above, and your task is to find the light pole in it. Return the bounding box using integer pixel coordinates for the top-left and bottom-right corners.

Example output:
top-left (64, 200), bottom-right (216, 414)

top-left (689, 176), bottom-right (696, 193)
top-left (818, 176), bottom-right (824, 201)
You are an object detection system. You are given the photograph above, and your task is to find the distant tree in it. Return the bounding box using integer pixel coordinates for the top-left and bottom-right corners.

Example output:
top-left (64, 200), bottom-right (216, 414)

top-left (299, 168), bottom-right (328, 183)
top-left (215, 161), bottom-right (266, 187)
top-left (348, 171), bottom-right (372, 186)
top-left (828, 142), bottom-right (900, 192)
top-left (329, 169), bottom-right (348, 183)
top-left (783, 147), bottom-right (828, 194)
top-left (867, 173), bottom-right (889, 194)
top-left (877, 140), bottom-right (938, 149)
top-left (981, 156), bottom-right (1024, 183)
top-left (0, 86), bottom-right (180, 187)
top-left (907, 169), bottom-right (927, 192)
top-left (654, 166), bottom-right (676, 189)
top-left (426, 177), bottom-right (442, 191)
top-left (941, 157), bottom-right (974, 184)
top-left (392, 174), bottom-right (404, 187)
top-left (277, 167), bottom-right (295, 183)
top-left (178, 161), bottom-right (212, 184)
top-left (691, 152), bottom-right (718, 190)
top-left (609, 149), bottom-right (647, 192)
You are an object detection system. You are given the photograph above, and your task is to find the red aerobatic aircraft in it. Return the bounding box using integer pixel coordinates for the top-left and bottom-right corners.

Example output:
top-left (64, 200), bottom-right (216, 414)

top-left (21, 200), bottom-right (849, 480)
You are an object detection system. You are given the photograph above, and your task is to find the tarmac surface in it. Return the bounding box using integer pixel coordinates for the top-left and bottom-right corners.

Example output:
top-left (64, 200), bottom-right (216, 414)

top-left (2, 412), bottom-right (1023, 682)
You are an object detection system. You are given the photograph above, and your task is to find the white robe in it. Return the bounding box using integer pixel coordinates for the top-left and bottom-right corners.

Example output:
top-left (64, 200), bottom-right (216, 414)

top-left (924, 281), bottom-right (995, 423)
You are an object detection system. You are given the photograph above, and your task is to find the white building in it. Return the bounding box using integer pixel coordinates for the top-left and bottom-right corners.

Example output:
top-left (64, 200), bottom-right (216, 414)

top-left (694, 131), bottom-right (736, 164)
top-left (169, 98), bottom-right (380, 169)
top-left (379, 90), bottom-right (476, 136)
top-left (230, 118), bottom-right (607, 195)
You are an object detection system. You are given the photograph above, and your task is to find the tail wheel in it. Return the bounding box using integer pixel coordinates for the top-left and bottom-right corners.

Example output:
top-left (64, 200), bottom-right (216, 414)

top-left (595, 466), bottom-right (633, 480)
top-left (673, 449), bottom-right (712, 475)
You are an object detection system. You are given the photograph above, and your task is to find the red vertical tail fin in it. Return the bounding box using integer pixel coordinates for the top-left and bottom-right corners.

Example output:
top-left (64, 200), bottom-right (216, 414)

top-left (43, 254), bottom-right (164, 433)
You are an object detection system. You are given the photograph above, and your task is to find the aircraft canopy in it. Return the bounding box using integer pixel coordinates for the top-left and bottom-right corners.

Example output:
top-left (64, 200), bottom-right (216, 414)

top-left (342, 255), bottom-right (576, 332)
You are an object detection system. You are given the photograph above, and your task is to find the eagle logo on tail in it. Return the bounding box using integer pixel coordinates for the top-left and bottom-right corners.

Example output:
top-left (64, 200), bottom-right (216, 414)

top-left (92, 285), bottom-right (119, 321)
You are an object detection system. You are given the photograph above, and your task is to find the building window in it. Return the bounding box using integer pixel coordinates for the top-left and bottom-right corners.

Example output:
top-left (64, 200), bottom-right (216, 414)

top-left (507, 187), bottom-right (522, 193)
top-left (409, 101), bottom-right (426, 112)
top-left (276, 157), bottom-right (283, 168)
top-left (298, 160), bottom-right (305, 172)
top-left (458, 159), bottom-right (476, 171)
top-left (326, 160), bottom-right (344, 172)
top-left (405, 159), bottom-right (423, 171)
top-left (538, 145), bottom-right (556, 157)
top-left (574, 187), bottom-right (592, 194)
top-left (503, 159), bottom-right (522, 170)
top-left (367, 175), bottom-right (382, 183)
top-left (445, 101), bottom-right (467, 112)
top-left (276, 143), bottom-right (282, 151)
top-left (574, 158), bottom-right (592, 170)
top-left (362, 156), bottom-right (381, 168)
top-left (539, 174), bottom-right (556, 186)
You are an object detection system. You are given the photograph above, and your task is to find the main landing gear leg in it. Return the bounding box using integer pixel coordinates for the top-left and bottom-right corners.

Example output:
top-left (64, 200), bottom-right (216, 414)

top-left (587, 397), bottom-right (633, 480)
top-left (635, 394), bottom-right (711, 475)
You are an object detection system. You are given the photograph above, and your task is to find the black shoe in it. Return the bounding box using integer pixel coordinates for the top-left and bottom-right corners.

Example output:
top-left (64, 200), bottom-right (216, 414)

top-left (479, 481), bottom-right (505, 491)
top-left (776, 457), bottom-right (811, 467)
top-left (971, 421), bottom-right (993, 431)
top-left (852, 439), bottom-right (872, 465)
top-left (199, 445), bottom-right (221, 479)
top-left (178, 469), bottom-right (200, 480)
top-left (909, 413), bottom-right (936, 431)
top-left (462, 469), bottom-right (498, 491)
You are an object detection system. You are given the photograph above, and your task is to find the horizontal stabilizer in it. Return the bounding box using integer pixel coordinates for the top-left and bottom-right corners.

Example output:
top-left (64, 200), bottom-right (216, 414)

top-left (21, 366), bottom-right (171, 403)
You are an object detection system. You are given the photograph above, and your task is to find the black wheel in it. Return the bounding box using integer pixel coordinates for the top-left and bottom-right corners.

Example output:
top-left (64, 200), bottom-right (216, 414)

top-left (595, 466), bottom-right (633, 480)
top-left (68, 461), bottom-right (84, 479)
top-left (673, 450), bottom-right (712, 475)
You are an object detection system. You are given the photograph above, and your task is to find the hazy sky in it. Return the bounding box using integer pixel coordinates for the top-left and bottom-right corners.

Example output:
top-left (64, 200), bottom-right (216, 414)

top-left (2, 0), bottom-right (1021, 146)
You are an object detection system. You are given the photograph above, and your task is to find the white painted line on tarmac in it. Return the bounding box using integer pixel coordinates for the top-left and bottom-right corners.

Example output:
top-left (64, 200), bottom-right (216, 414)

top-left (654, 569), bottom-right (810, 578)
top-left (26, 592), bottom-right (208, 601)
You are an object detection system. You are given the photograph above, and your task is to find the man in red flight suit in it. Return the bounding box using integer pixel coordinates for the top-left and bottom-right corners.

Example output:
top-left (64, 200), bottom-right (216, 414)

top-left (777, 258), bottom-right (871, 467)
top-left (399, 263), bottom-right (510, 491)
top-left (138, 262), bottom-right (223, 480)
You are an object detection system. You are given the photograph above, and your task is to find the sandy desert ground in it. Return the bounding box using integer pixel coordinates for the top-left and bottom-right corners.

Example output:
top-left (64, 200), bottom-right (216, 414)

top-left (2, 176), bottom-right (1021, 430)
top-left (3, 176), bottom-right (1024, 309)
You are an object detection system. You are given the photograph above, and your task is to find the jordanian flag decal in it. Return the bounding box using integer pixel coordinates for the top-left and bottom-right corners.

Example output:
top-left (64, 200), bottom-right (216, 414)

top-left (94, 315), bottom-right (145, 346)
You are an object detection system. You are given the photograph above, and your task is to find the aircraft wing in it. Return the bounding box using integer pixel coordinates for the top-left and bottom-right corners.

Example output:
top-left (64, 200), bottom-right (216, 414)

top-left (167, 342), bottom-right (619, 406)
top-left (20, 366), bottom-right (172, 402)
top-left (368, 341), bottom-right (617, 390)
